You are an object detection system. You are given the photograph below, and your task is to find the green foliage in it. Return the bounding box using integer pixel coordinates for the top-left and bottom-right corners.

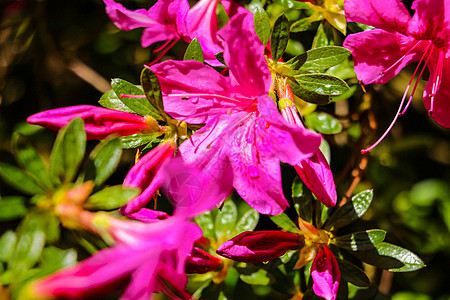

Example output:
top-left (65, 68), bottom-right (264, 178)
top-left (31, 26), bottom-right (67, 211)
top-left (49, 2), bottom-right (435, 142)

top-left (252, 4), bottom-right (271, 46)
top-left (85, 185), bottom-right (140, 210)
top-left (270, 14), bottom-right (290, 62)
top-left (304, 112), bottom-right (342, 134)
top-left (184, 38), bottom-right (204, 62)
top-left (270, 213), bottom-right (301, 234)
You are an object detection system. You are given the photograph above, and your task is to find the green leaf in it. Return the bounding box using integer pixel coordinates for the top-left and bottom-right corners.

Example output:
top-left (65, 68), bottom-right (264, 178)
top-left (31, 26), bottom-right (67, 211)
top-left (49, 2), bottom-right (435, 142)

top-left (111, 78), bottom-right (162, 120)
top-left (253, 5), bottom-right (271, 46)
top-left (0, 231), bottom-right (17, 262)
top-left (270, 14), bottom-right (290, 62)
top-left (352, 242), bottom-right (425, 272)
top-left (292, 177), bottom-right (313, 222)
top-left (288, 79), bottom-right (331, 105)
top-left (33, 247), bottom-right (77, 279)
top-left (141, 68), bottom-right (164, 114)
top-left (240, 269), bottom-right (272, 285)
top-left (325, 190), bottom-right (373, 230)
top-left (195, 211), bottom-right (215, 239)
top-left (333, 229), bottom-right (386, 251)
top-left (304, 112), bottom-right (342, 134)
top-left (294, 73), bottom-right (349, 96)
top-left (270, 213), bottom-right (301, 234)
top-left (235, 209), bottom-right (259, 234)
top-left (119, 132), bottom-right (164, 149)
top-left (50, 118), bottom-right (86, 183)
top-left (0, 196), bottom-right (27, 221)
top-left (0, 163), bottom-right (45, 195)
top-left (287, 46), bottom-right (351, 72)
top-left (273, 0), bottom-right (310, 9)
top-left (85, 185), bottom-right (140, 210)
top-left (12, 133), bottom-right (53, 190)
top-left (312, 22), bottom-right (334, 48)
top-left (215, 200), bottom-right (238, 240)
top-left (290, 14), bottom-right (322, 32)
top-left (85, 138), bottom-right (123, 186)
top-left (184, 38), bottom-right (204, 62)
top-left (215, 52), bottom-right (226, 65)
top-left (336, 258), bottom-right (370, 287)
top-left (99, 89), bottom-right (136, 113)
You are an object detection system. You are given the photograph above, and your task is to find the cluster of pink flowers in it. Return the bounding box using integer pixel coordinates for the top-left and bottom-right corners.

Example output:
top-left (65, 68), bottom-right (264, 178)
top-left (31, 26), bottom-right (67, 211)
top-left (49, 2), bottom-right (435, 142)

top-left (25, 0), bottom-right (446, 299)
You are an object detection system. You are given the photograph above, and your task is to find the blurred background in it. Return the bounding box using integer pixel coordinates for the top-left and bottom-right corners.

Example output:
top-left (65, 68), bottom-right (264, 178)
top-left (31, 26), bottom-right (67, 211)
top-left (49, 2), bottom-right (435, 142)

top-left (0, 0), bottom-right (449, 299)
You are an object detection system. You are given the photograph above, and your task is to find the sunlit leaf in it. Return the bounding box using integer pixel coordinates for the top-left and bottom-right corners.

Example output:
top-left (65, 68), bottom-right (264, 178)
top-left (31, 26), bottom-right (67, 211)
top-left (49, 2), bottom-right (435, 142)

top-left (235, 208), bottom-right (259, 234)
top-left (0, 231), bottom-right (17, 262)
top-left (85, 138), bottom-right (123, 186)
top-left (0, 163), bottom-right (45, 195)
top-left (0, 196), bottom-right (27, 221)
top-left (287, 46), bottom-right (351, 72)
top-left (195, 211), bottom-right (215, 239)
top-left (240, 269), bottom-right (272, 285)
top-left (294, 73), bottom-right (349, 96)
top-left (270, 213), bottom-right (301, 234)
top-left (304, 112), bottom-right (342, 134)
top-left (215, 200), bottom-right (238, 240)
top-left (99, 89), bottom-right (136, 114)
top-left (270, 14), bottom-right (290, 62)
top-left (85, 185), bottom-right (140, 210)
top-left (252, 4), bottom-right (271, 46)
top-left (333, 229), bottom-right (386, 251)
top-left (119, 132), bottom-right (164, 149)
top-left (184, 38), bottom-right (204, 62)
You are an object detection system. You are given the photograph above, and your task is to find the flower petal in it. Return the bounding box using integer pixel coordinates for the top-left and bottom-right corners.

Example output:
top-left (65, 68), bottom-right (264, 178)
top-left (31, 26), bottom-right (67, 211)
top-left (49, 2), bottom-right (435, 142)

top-left (103, 0), bottom-right (155, 30)
top-left (311, 246), bottom-right (341, 300)
top-left (343, 29), bottom-right (424, 84)
top-left (344, 0), bottom-right (411, 34)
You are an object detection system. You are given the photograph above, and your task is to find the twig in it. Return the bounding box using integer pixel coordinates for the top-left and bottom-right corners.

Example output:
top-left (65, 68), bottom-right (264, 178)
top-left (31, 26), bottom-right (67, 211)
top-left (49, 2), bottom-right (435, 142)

top-left (379, 270), bottom-right (394, 295)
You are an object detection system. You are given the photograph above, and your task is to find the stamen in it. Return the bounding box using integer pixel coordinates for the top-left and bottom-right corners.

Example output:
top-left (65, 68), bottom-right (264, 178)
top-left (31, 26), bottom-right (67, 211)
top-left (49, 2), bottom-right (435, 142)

top-left (428, 50), bottom-right (444, 116)
top-left (145, 38), bottom-right (179, 67)
top-left (153, 39), bottom-right (174, 53)
top-left (371, 40), bottom-right (424, 82)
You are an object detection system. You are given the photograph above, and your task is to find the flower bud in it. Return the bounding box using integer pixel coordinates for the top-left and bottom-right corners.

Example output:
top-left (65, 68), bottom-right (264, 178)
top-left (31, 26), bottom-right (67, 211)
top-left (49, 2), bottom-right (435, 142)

top-left (185, 247), bottom-right (223, 274)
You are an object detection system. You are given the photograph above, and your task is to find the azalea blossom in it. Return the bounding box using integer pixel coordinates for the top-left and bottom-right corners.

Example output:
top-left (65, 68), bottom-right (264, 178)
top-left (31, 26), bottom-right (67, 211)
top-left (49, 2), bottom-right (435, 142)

top-left (26, 105), bottom-right (160, 140)
top-left (104, 0), bottom-right (237, 64)
top-left (151, 11), bottom-right (321, 215)
top-left (343, 0), bottom-right (450, 152)
top-left (311, 246), bottom-right (341, 300)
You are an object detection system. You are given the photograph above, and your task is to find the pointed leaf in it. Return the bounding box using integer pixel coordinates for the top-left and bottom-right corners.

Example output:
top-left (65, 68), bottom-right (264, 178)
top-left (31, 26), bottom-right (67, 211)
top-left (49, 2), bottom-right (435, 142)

top-left (0, 196), bottom-right (27, 221)
top-left (290, 13), bottom-right (322, 32)
top-left (270, 14), bottom-right (290, 62)
top-left (120, 132), bottom-right (164, 149)
top-left (99, 89), bottom-right (136, 113)
top-left (141, 68), bottom-right (164, 114)
top-left (288, 79), bottom-right (331, 105)
top-left (294, 73), bottom-right (349, 96)
top-left (112, 78), bottom-right (162, 120)
top-left (0, 231), bottom-right (17, 262)
top-left (325, 190), bottom-right (373, 230)
top-left (184, 38), bottom-right (204, 62)
top-left (312, 23), bottom-right (334, 48)
top-left (215, 200), bottom-right (238, 240)
top-left (215, 52), bottom-right (226, 66)
top-left (292, 177), bottom-right (313, 222)
top-left (85, 185), bottom-right (140, 210)
top-left (270, 213), bottom-right (301, 234)
top-left (235, 208), bottom-right (259, 234)
top-left (35, 247), bottom-right (77, 278)
top-left (195, 211), bottom-right (215, 239)
top-left (0, 163), bottom-right (45, 195)
top-left (336, 258), bottom-right (370, 287)
top-left (333, 229), bottom-right (386, 251)
top-left (12, 133), bottom-right (53, 190)
top-left (287, 46), bottom-right (351, 72)
top-left (240, 269), bottom-right (272, 285)
top-left (85, 138), bottom-right (123, 186)
top-left (352, 242), bottom-right (425, 272)
top-left (252, 4), bottom-right (271, 46)
top-left (304, 112), bottom-right (342, 134)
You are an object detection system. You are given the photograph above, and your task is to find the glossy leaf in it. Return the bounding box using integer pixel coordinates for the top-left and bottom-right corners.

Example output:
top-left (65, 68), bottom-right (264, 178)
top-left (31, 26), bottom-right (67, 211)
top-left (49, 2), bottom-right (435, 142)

top-left (336, 257), bottom-right (370, 287)
top-left (119, 132), bottom-right (164, 149)
top-left (304, 112), bottom-right (342, 134)
top-left (288, 79), bottom-right (331, 105)
top-left (270, 213), bottom-right (301, 234)
top-left (0, 231), bottom-right (17, 262)
top-left (215, 200), bottom-right (238, 240)
top-left (195, 211), bottom-right (215, 239)
top-left (85, 185), bottom-right (140, 210)
top-left (294, 73), bottom-right (349, 96)
top-left (85, 138), bottom-right (123, 186)
top-left (141, 68), bottom-right (164, 114)
top-left (287, 46), bottom-right (351, 72)
top-left (0, 163), bottom-right (45, 195)
top-left (12, 133), bottom-right (53, 190)
top-left (112, 78), bottom-right (161, 120)
top-left (270, 14), bottom-right (290, 62)
top-left (240, 269), bottom-right (272, 285)
top-left (333, 229), bottom-right (386, 251)
top-left (184, 38), bottom-right (204, 62)
top-left (312, 23), bottom-right (334, 48)
top-left (292, 177), bottom-right (313, 222)
top-left (273, 0), bottom-right (310, 9)
top-left (50, 118), bottom-right (86, 183)
top-left (0, 196), bottom-right (27, 221)
top-left (352, 242), bottom-right (425, 272)
top-left (325, 190), bottom-right (373, 230)
top-left (252, 4), bottom-right (271, 46)
top-left (99, 89), bottom-right (136, 114)
top-left (235, 208), bottom-right (259, 234)
top-left (290, 13), bottom-right (322, 32)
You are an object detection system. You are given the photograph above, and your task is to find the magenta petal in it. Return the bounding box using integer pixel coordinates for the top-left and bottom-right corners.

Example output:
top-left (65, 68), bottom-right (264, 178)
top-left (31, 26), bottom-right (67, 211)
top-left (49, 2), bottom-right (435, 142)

top-left (124, 208), bottom-right (169, 223)
top-left (311, 246), bottom-right (341, 300)
top-left (344, 0), bottom-right (411, 34)
top-left (185, 247), bottom-right (223, 274)
top-left (295, 151), bottom-right (337, 207)
top-left (343, 30), bottom-right (424, 84)
top-left (27, 105), bottom-right (149, 140)
top-left (103, 0), bottom-right (155, 31)
top-left (217, 231), bottom-right (302, 263)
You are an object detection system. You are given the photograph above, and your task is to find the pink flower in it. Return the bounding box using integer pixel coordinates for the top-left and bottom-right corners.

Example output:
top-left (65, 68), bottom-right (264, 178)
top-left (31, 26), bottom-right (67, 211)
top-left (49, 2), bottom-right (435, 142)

top-left (104, 0), bottom-right (234, 64)
top-left (311, 246), bottom-right (341, 300)
top-left (343, 0), bottom-right (450, 151)
top-left (217, 230), bottom-right (303, 263)
top-left (27, 105), bottom-right (155, 140)
top-left (120, 142), bottom-right (176, 215)
top-left (151, 11), bottom-right (321, 215)
top-left (185, 247), bottom-right (223, 274)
